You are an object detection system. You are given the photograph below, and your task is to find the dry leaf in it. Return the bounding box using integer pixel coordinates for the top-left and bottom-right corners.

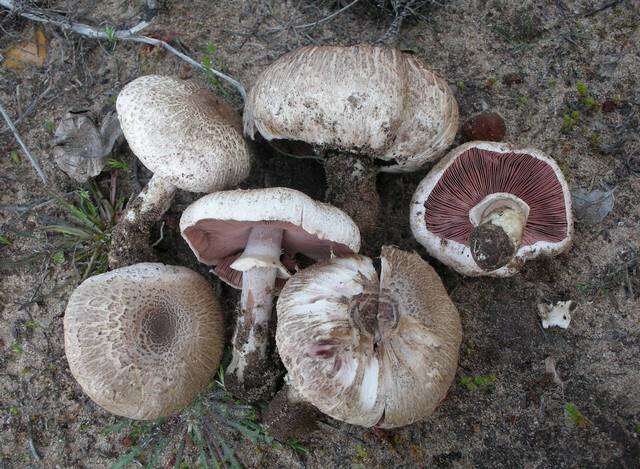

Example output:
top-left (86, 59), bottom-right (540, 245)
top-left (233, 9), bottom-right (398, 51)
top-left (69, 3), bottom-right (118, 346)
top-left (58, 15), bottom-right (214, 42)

top-left (51, 110), bottom-right (123, 182)
top-left (3, 29), bottom-right (48, 71)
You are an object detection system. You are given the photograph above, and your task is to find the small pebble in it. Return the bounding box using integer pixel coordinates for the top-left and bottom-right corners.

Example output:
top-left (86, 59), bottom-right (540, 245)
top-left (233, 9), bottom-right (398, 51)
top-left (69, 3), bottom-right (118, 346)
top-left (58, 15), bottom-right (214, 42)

top-left (503, 73), bottom-right (523, 86)
top-left (601, 100), bottom-right (617, 113)
top-left (462, 112), bottom-right (506, 142)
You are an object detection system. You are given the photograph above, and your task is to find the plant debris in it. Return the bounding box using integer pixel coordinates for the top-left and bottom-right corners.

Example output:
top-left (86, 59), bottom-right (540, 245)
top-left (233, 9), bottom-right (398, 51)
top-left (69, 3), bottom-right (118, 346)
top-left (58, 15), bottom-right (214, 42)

top-left (2, 28), bottom-right (48, 70)
top-left (538, 300), bottom-right (575, 329)
top-left (51, 110), bottom-right (123, 182)
top-left (571, 188), bottom-right (615, 224)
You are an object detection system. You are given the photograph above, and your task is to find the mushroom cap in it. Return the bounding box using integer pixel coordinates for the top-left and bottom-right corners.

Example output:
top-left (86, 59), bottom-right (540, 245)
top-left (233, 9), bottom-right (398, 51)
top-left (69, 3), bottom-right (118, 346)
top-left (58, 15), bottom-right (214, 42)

top-left (116, 75), bottom-right (251, 192)
top-left (64, 263), bottom-right (224, 420)
top-left (410, 141), bottom-right (574, 276)
top-left (243, 45), bottom-right (458, 173)
top-left (180, 188), bottom-right (361, 288)
top-left (276, 246), bottom-right (462, 428)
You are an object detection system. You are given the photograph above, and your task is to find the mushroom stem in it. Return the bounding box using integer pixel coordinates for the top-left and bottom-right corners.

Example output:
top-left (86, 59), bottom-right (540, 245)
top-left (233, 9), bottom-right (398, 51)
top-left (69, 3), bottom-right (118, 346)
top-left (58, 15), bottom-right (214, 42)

top-left (324, 152), bottom-right (380, 239)
top-left (108, 174), bottom-right (176, 269)
top-left (469, 206), bottom-right (526, 271)
top-left (225, 226), bottom-right (285, 400)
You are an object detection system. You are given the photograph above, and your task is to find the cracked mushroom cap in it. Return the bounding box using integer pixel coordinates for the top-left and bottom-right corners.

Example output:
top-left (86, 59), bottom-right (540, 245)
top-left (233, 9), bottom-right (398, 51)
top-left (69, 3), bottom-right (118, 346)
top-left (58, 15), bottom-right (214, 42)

top-left (64, 263), bottom-right (224, 420)
top-left (276, 246), bottom-right (462, 428)
top-left (243, 45), bottom-right (458, 173)
top-left (180, 187), bottom-right (361, 288)
top-left (410, 141), bottom-right (574, 276)
top-left (116, 75), bottom-right (250, 192)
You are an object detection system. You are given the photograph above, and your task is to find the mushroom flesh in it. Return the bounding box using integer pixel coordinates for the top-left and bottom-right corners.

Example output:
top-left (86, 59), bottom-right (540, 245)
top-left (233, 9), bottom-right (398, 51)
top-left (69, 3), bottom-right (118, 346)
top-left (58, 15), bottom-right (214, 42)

top-left (275, 246), bottom-right (462, 428)
top-left (180, 187), bottom-right (361, 401)
top-left (64, 263), bottom-right (225, 420)
top-left (411, 141), bottom-right (573, 276)
top-left (244, 45), bottom-right (458, 235)
top-left (109, 75), bottom-right (250, 268)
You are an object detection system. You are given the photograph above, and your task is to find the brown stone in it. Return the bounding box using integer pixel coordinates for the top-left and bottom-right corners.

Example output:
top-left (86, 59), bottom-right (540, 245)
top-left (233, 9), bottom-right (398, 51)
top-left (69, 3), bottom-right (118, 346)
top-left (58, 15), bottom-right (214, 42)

top-left (462, 112), bottom-right (506, 142)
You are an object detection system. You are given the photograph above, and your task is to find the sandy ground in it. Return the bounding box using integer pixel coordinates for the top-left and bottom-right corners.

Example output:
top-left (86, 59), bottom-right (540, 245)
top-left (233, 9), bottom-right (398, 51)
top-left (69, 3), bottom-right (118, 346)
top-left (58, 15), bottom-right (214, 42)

top-left (1, 0), bottom-right (639, 467)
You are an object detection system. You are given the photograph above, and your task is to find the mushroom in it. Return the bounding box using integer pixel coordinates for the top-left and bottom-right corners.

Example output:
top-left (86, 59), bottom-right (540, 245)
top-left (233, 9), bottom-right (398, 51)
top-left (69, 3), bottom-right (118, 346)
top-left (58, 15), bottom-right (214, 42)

top-left (180, 187), bottom-right (361, 401)
top-left (274, 246), bottom-right (462, 428)
top-left (64, 263), bottom-right (224, 420)
top-left (243, 45), bottom-right (458, 235)
top-left (108, 75), bottom-right (251, 269)
top-left (411, 141), bottom-right (574, 276)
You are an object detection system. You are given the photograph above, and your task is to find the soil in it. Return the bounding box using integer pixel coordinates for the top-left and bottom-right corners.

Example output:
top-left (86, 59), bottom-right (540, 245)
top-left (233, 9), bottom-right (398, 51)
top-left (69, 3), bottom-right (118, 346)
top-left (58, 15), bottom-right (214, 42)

top-left (1, 1), bottom-right (639, 468)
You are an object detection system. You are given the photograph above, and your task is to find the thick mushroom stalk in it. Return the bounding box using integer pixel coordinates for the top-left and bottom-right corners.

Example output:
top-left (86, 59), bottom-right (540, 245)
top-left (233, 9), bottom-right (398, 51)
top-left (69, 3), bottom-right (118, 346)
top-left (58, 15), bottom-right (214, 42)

top-left (468, 193), bottom-right (529, 271)
top-left (225, 226), bottom-right (289, 399)
top-left (109, 175), bottom-right (176, 268)
top-left (325, 153), bottom-right (380, 236)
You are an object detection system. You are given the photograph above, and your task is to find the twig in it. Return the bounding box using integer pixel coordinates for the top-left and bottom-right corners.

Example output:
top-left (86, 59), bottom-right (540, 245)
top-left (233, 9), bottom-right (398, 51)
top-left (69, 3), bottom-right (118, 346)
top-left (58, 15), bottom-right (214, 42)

top-left (582, 0), bottom-right (623, 17)
top-left (293, 0), bottom-right (360, 30)
top-left (0, 0), bottom-right (246, 100)
top-left (151, 220), bottom-right (165, 247)
top-left (0, 101), bottom-right (48, 183)
top-left (0, 83), bottom-right (54, 134)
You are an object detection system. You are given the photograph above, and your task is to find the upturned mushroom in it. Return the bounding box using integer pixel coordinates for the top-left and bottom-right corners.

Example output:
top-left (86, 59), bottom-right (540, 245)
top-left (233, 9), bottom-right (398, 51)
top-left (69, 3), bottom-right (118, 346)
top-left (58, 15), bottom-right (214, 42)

top-left (411, 141), bottom-right (573, 276)
top-left (64, 263), bottom-right (224, 420)
top-left (180, 187), bottom-right (361, 401)
top-left (243, 44), bottom-right (458, 235)
top-left (108, 75), bottom-right (251, 268)
top-left (274, 246), bottom-right (462, 429)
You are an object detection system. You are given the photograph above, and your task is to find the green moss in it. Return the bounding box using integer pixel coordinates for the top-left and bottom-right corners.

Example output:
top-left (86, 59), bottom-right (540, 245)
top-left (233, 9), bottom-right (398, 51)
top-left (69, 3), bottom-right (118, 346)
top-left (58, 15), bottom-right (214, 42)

top-left (564, 402), bottom-right (590, 427)
top-left (576, 81), bottom-right (588, 97)
top-left (9, 150), bottom-right (20, 165)
top-left (562, 110), bottom-right (580, 131)
top-left (460, 374), bottom-right (497, 391)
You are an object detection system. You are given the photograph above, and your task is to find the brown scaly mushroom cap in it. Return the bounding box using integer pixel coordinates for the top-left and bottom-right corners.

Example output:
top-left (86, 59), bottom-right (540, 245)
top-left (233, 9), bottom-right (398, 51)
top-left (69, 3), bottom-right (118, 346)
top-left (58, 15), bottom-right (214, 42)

top-left (276, 246), bottom-right (462, 428)
top-left (243, 45), bottom-right (458, 234)
top-left (410, 141), bottom-right (574, 276)
top-left (180, 187), bottom-right (361, 401)
top-left (108, 75), bottom-right (251, 268)
top-left (64, 263), bottom-right (224, 420)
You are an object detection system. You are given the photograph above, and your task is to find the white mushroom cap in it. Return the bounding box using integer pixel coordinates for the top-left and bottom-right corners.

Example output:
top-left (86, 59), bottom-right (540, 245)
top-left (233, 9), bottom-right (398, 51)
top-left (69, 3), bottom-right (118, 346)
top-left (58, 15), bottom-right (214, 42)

top-left (116, 75), bottom-right (251, 192)
top-left (276, 246), bottom-right (462, 428)
top-left (410, 141), bottom-right (574, 276)
top-left (64, 263), bottom-right (224, 420)
top-left (180, 188), bottom-right (361, 286)
top-left (244, 45), bottom-right (458, 173)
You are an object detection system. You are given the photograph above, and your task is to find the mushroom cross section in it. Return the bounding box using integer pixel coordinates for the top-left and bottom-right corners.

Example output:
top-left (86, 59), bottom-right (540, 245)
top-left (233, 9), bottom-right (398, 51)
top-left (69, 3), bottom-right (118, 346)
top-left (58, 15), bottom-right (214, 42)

top-left (108, 75), bottom-right (251, 268)
top-left (63, 263), bottom-right (224, 420)
top-left (275, 246), bottom-right (462, 428)
top-left (410, 141), bottom-right (574, 276)
top-left (243, 44), bottom-right (458, 233)
top-left (180, 187), bottom-right (361, 400)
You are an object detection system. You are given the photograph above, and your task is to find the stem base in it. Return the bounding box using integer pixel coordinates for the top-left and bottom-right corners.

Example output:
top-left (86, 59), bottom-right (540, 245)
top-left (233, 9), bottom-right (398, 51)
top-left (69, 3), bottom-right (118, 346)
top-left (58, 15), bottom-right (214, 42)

top-left (325, 152), bottom-right (380, 237)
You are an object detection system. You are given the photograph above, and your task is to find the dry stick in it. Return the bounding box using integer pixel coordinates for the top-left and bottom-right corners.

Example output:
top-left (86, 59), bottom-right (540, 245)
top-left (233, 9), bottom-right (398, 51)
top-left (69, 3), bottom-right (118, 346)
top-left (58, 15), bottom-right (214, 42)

top-left (0, 0), bottom-right (246, 100)
top-left (0, 83), bottom-right (54, 134)
top-left (0, 101), bottom-right (48, 183)
top-left (293, 0), bottom-right (360, 30)
top-left (264, 0), bottom-right (360, 34)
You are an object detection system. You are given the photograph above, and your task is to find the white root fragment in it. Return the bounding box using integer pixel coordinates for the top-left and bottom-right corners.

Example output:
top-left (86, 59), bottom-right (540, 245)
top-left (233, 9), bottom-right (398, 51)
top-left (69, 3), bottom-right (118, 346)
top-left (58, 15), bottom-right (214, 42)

top-left (226, 226), bottom-right (284, 394)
